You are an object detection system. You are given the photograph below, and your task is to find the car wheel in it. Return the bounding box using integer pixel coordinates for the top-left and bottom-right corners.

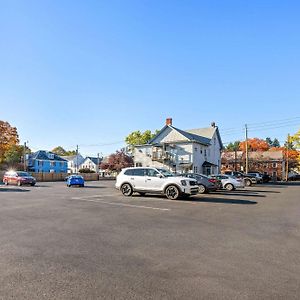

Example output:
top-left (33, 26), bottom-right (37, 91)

top-left (121, 183), bottom-right (133, 196)
top-left (138, 192), bottom-right (146, 196)
top-left (81, 184), bottom-right (84, 187)
top-left (198, 184), bottom-right (206, 194)
top-left (165, 185), bottom-right (180, 200)
top-left (31, 183), bottom-right (35, 186)
top-left (4, 181), bottom-right (8, 185)
top-left (225, 183), bottom-right (234, 191)
top-left (67, 184), bottom-right (71, 187)
top-left (17, 181), bottom-right (22, 186)
top-left (245, 179), bottom-right (252, 186)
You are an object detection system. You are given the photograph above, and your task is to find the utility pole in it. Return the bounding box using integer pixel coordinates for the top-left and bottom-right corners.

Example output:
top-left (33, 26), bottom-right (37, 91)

top-left (23, 141), bottom-right (27, 171)
top-left (97, 153), bottom-right (100, 174)
top-left (245, 124), bottom-right (249, 174)
top-left (76, 145), bottom-right (79, 174)
top-left (285, 134), bottom-right (290, 181)
top-left (234, 147), bottom-right (237, 171)
top-left (23, 141), bottom-right (29, 171)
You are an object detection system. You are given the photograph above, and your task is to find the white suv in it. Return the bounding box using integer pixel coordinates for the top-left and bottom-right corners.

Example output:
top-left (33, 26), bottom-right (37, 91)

top-left (115, 167), bottom-right (199, 200)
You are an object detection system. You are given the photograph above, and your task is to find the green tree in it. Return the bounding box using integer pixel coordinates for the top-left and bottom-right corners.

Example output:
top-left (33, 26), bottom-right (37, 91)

top-left (52, 146), bottom-right (76, 156)
top-left (266, 137), bottom-right (280, 148)
top-left (291, 129), bottom-right (300, 149)
top-left (4, 145), bottom-right (23, 164)
top-left (265, 137), bottom-right (273, 147)
top-left (125, 130), bottom-right (159, 145)
top-left (0, 121), bottom-right (19, 163)
top-left (272, 138), bottom-right (280, 147)
top-left (226, 141), bottom-right (240, 151)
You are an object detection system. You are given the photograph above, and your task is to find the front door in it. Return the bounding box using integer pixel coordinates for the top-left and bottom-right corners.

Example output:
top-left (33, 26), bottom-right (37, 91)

top-left (144, 168), bottom-right (163, 191)
top-left (132, 168), bottom-right (147, 190)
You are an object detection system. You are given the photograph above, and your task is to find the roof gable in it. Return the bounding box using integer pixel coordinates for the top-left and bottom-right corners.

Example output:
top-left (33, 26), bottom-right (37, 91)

top-left (32, 150), bottom-right (67, 162)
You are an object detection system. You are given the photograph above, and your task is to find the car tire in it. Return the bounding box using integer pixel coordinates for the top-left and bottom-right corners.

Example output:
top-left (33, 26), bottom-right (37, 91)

top-left (138, 192), bottom-right (146, 196)
top-left (198, 184), bottom-right (206, 194)
top-left (121, 183), bottom-right (133, 196)
top-left (245, 179), bottom-right (252, 187)
top-left (225, 183), bottom-right (234, 191)
top-left (4, 181), bottom-right (8, 185)
top-left (81, 184), bottom-right (84, 187)
top-left (165, 185), bottom-right (180, 200)
top-left (67, 184), bottom-right (71, 187)
top-left (31, 183), bottom-right (35, 186)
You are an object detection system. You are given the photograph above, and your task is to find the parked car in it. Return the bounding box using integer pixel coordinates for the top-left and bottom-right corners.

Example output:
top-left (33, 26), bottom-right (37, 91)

top-left (210, 174), bottom-right (245, 191)
top-left (115, 167), bottom-right (199, 200)
top-left (3, 171), bottom-right (36, 186)
top-left (288, 173), bottom-right (300, 181)
top-left (224, 171), bottom-right (256, 186)
top-left (67, 175), bottom-right (85, 187)
top-left (247, 172), bottom-right (271, 183)
top-left (179, 173), bottom-right (217, 194)
top-left (207, 176), bottom-right (223, 190)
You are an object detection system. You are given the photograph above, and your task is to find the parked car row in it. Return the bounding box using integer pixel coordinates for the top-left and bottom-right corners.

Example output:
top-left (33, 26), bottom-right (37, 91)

top-left (2, 171), bottom-right (85, 188)
top-left (115, 167), bottom-right (254, 200)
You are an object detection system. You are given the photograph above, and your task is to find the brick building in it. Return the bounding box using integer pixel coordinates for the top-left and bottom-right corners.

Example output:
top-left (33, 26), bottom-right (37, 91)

top-left (221, 150), bottom-right (286, 180)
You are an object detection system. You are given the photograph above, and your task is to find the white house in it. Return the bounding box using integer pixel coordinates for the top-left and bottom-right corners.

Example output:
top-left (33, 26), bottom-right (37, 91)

top-left (79, 156), bottom-right (102, 173)
top-left (62, 154), bottom-right (85, 174)
top-left (132, 118), bottom-right (223, 175)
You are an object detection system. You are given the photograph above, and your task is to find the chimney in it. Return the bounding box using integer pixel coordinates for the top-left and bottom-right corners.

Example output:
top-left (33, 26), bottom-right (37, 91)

top-left (211, 121), bottom-right (216, 128)
top-left (166, 118), bottom-right (173, 126)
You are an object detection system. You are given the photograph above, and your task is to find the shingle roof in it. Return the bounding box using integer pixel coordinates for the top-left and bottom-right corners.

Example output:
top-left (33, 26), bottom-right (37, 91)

top-left (222, 150), bottom-right (284, 161)
top-left (172, 126), bottom-right (211, 145)
top-left (85, 157), bottom-right (102, 165)
top-left (31, 150), bottom-right (67, 162)
top-left (186, 127), bottom-right (216, 139)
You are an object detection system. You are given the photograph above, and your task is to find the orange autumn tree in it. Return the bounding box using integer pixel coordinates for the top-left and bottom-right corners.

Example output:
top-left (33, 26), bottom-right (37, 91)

top-left (269, 147), bottom-right (299, 159)
top-left (239, 138), bottom-right (270, 152)
top-left (0, 121), bottom-right (19, 163)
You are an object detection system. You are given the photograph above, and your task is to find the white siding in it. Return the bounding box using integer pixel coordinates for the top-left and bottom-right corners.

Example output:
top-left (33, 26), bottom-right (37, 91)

top-left (152, 127), bottom-right (189, 144)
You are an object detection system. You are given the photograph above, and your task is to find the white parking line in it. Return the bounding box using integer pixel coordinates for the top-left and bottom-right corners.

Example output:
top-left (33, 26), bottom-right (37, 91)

top-left (71, 198), bottom-right (170, 211)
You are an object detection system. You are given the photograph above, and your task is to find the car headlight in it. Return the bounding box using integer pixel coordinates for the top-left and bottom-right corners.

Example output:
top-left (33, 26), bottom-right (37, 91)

top-left (180, 180), bottom-right (187, 186)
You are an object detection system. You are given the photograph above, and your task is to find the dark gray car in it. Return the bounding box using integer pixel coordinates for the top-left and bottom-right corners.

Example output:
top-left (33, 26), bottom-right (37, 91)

top-left (180, 173), bottom-right (217, 194)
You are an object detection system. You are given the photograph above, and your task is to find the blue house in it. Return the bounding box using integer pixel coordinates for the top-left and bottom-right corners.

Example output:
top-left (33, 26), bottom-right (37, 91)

top-left (28, 150), bottom-right (68, 173)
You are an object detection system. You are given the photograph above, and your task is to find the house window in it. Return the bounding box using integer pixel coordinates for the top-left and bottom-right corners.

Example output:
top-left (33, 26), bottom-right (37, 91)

top-left (204, 149), bottom-right (207, 156)
top-left (38, 161), bottom-right (43, 167)
top-left (50, 161), bottom-right (55, 167)
top-left (272, 163), bottom-right (277, 168)
top-left (194, 147), bottom-right (198, 152)
top-left (136, 162), bottom-right (142, 167)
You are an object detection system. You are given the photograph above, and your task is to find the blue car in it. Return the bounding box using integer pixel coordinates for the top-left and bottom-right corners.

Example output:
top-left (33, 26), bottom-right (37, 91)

top-left (67, 175), bottom-right (85, 187)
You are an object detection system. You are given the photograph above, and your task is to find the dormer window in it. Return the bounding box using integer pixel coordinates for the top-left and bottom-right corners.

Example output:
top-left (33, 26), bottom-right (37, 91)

top-left (48, 153), bottom-right (55, 159)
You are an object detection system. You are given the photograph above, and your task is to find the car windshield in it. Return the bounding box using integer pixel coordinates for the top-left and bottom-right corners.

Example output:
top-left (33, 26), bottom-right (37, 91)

top-left (17, 172), bottom-right (30, 177)
top-left (156, 168), bottom-right (174, 177)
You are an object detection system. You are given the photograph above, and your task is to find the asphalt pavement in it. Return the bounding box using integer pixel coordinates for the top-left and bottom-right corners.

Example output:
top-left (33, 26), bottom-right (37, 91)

top-left (0, 181), bottom-right (300, 299)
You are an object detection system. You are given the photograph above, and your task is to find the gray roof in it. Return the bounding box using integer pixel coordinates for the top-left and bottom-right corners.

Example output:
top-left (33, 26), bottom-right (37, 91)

top-left (148, 124), bottom-right (220, 146)
top-left (31, 150), bottom-right (67, 162)
top-left (172, 126), bottom-right (211, 145)
top-left (62, 154), bottom-right (83, 161)
top-left (186, 127), bottom-right (216, 139)
top-left (85, 157), bottom-right (102, 165)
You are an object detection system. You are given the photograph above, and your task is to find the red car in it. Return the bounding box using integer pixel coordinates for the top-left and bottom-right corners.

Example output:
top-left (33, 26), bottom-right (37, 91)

top-left (3, 171), bottom-right (36, 186)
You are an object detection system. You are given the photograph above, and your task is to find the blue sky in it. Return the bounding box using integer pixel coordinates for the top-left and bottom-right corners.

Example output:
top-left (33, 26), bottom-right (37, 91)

top-left (1, 0), bottom-right (300, 156)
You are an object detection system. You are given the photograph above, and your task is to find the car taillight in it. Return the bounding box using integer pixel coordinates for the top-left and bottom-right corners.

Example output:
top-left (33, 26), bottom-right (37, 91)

top-left (209, 179), bottom-right (215, 183)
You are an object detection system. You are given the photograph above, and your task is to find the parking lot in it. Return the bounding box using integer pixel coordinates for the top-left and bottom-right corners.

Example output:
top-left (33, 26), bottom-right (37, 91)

top-left (0, 181), bottom-right (300, 299)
